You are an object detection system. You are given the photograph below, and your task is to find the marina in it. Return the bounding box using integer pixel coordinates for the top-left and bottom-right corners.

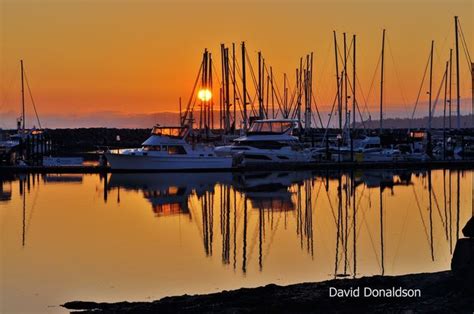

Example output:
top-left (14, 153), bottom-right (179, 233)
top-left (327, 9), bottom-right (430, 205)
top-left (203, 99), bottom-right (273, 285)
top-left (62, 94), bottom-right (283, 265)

top-left (1, 1), bottom-right (473, 313)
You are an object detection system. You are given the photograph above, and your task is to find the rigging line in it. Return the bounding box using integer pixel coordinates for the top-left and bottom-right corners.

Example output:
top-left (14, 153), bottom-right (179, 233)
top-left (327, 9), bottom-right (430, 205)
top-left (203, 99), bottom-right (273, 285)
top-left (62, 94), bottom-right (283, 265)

top-left (431, 67), bottom-right (448, 118)
top-left (410, 49), bottom-right (431, 123)
top-left (363, 51), bottom-right (382, 120)
top-left (23, 70), bottom-right (42, 129)
top-left (457, 20), bottom-right (472, 66)
top-left (315, 41), bottom-right (334, 106)
top-left (244, 49), bottom-right (267, 117)
top-left (262, 62), bottom-right (284, 114)
top-left (233, 59), bottom-right (257, 118)
top-left (387, 37), bottom-right (410, 119)
top-left (412, 185), bottom-right (431, 249)
top-left (311, 93), bottom-right (324, 129)
top-left (355, 73), bottom-right (371, 122)
top-left (322, 82), bottom-right (340, 142)
top-left (227, 60), bottom-right (247, 121)
top-left (182, 61), bottom-right (203, 124)
top-left (344, 73), bottom-right (367, 130)
top-left (323, 178), bottom-right (339, 227)
top-left (359, 190), bottom-right (382, 269)
top-left (431, 184), bottom-right (447, 230)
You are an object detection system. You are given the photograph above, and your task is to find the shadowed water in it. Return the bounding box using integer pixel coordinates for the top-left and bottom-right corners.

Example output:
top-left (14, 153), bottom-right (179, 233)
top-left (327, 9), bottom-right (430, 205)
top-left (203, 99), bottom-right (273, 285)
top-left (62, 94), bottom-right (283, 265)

top-left (0, 169), bottom-right (472, 313)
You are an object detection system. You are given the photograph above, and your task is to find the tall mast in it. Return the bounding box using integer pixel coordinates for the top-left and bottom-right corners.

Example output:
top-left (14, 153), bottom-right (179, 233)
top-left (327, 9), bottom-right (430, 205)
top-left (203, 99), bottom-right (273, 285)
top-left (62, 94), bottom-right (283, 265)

top-left (471, 62), bottom-right (474, 127)
top-left (224, 48), bottom-right (231, 132)
top-left (380, 29), bottom-right (386, 133)
top-left (449, 49), bottom-right (453, 129)
top-left (258, 51), bottom-right (264, 119)
top-left (333, 31), bottom-right (341, 131)
top-left (241, 42), bottom-right (247, 131)
top-left (454, 16), bottom-right (461, 129)
top-left (443, 60), bottom-right (449, 159)
top-left (428, 40), bottom-right (434, 131)
top-left (232, 43), bottom-right (236, 131)
top-left (271, 66), bottom-right (275, 118)
top-left (305, 52), bottom-right (313, 131)
top-left (352, 34), bottom-right (356, 130)
top-left (343, 33), bottom-right (348, 131)
top-left (20, 60), bottom-right (25, 131)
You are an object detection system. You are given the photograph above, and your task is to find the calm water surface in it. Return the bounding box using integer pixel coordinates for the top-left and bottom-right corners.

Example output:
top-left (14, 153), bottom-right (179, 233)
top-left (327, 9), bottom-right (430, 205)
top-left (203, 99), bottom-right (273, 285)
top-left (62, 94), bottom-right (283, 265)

top-left (1, 169), bottom-right (472, 313)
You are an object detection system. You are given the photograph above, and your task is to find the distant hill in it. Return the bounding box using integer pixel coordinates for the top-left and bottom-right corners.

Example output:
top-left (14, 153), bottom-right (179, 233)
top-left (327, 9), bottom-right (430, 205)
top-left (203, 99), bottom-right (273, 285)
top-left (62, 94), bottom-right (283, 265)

top-left (354, 114), bottom-right (473, 129)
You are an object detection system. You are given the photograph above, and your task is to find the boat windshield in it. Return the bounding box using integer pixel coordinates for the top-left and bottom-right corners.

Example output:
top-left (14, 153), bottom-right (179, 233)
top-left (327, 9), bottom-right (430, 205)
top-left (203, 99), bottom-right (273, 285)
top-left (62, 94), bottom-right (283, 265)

top-left (151, 127), bottom-right (188, 138)
top-left (248, 121), bottom-right (294, 134)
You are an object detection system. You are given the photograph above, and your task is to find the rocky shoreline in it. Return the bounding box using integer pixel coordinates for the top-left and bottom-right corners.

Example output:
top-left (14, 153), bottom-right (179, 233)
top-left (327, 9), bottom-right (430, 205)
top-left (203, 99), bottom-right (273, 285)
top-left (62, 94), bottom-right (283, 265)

top-left (63, 270), bottom-right (472, 313)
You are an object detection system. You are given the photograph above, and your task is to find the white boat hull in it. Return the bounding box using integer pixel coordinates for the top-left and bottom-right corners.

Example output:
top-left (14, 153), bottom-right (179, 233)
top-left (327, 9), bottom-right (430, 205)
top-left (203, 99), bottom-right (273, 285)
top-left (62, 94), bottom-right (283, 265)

top-left (105, 152), bottom-right (233, 170)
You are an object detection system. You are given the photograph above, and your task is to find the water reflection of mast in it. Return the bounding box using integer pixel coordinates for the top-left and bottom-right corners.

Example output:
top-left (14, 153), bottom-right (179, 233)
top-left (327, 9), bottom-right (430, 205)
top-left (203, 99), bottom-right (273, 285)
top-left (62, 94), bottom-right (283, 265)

top-left (456, 170), bottom-right (460, 241)
top-left (443, 169), bottom-right (448, 242)
top-left (352, 171), bottom-right (357, 278)
top-left (449, 169), bottom-right (453, 253)
top-left (428, 170), bottom-right (434, 261)
top-left (21, 177), bottom-right (26, 247)
top-left (233, 189), bottom-right (237, 270)
top-left (334, 175), bottom-right (342, 278)
top-left (242, 195), bottom-right (248, 274)
top-left (305, 178), bottom-right (314, 257)
top-left (344, 174), bottom-right (349, 275)
top-left (201, 191), bottom-right (214, 256)
top-left (220, 185), bottom-right (231, 264)
top-left (379, 185), bottom-right (384, 276)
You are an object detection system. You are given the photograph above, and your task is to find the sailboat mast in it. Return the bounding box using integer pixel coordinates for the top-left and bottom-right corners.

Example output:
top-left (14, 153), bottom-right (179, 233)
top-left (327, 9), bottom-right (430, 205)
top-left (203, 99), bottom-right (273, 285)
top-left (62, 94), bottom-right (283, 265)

top-left (242, 42), bottom-right (247, 131)
top-left (344, 33), bottom-right (348, 131)
top-left (428, 40), bottom-right (434, 131)
top-left (232, 43), bottom-right (236, 131)
top-left (443, 60), bottom-right (449, 159)
top-left (352, 34), bottom-right (356, 131)
top-left (333, 31), bottom-right (341, 131)
top-left (454, 16), bottom-right (461, 129)
top-left (380, 29), bottom-right (386, 133)
top-left (20, 60), bottom-right (25, 131)
top-left (449, 49), bottom-right (453, 129)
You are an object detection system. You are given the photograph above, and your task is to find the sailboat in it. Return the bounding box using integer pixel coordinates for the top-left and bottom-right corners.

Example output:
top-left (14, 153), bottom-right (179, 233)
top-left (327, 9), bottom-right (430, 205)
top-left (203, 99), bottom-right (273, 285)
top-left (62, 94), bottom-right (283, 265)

top-left (0, 60), bottom-right (45, 164)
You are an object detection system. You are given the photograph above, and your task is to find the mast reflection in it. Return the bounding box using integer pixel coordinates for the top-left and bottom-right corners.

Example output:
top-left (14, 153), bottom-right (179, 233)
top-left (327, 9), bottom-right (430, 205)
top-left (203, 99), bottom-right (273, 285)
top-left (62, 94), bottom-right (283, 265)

top-left (100, 169), bottom-right (467, 276)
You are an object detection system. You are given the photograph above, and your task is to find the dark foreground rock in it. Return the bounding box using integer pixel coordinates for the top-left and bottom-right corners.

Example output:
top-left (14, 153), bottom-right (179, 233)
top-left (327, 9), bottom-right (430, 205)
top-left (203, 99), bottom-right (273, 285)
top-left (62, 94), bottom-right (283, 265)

top-left (63, 271), bottom-right (473, 313)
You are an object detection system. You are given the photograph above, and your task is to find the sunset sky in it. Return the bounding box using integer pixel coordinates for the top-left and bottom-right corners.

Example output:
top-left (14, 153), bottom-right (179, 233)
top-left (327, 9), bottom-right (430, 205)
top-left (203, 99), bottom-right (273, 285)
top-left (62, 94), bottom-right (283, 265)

top-left (1, 0), bottom-right (472, 128)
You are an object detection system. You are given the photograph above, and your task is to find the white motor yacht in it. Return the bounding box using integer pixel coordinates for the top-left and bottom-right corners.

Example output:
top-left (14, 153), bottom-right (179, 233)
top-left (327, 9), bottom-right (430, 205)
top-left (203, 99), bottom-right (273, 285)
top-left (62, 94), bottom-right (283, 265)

top-left (214, 119), bottom-right (313, 166)
top-left (105, 125), bottom-right (232, 170)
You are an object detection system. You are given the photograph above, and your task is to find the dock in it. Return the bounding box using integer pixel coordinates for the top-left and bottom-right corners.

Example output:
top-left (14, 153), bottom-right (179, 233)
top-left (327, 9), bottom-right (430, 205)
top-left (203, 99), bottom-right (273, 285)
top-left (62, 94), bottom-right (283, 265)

top-left (1, 159), bottom-right (474, 174)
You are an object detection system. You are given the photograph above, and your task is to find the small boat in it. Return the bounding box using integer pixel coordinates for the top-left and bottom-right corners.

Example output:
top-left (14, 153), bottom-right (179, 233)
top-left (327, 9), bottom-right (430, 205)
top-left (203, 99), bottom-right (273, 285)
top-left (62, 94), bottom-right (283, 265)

top-left (215, 119), bottom-right (313, 166)
top-left (105, 125), bottom-right (232, 171)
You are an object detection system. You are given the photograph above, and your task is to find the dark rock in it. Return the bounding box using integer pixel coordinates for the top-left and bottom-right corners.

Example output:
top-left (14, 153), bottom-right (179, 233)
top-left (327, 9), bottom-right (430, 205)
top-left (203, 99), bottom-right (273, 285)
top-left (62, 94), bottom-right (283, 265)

top-left (63, 271), bottom-right (473, 313)
top-left (462, 217), bottom-right (474, 238)
top-left (451, 238), bottom-right (474, 290)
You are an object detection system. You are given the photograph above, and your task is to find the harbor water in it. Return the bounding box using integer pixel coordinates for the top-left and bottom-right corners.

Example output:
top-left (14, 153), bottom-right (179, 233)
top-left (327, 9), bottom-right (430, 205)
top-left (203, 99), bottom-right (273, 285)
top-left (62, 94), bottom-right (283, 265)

top-left (1, 169), bottom-right (472, 313)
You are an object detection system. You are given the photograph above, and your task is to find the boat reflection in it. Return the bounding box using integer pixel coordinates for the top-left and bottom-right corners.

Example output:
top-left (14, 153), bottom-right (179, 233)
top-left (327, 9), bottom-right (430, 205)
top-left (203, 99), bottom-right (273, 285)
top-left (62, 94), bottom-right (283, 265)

top-left (107, 173), bottom-right (233, 217)
top-left (5, 168), bottom-right (470, 279)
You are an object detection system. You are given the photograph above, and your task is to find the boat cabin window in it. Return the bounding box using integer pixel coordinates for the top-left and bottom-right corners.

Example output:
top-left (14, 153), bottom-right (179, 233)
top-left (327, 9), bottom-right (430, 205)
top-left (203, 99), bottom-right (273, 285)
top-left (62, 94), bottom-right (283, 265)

top-left (151, 126), bottom-right (188, 138)
top-left (248, 121), bottom-right (294, 134)
top-left (143, 145), bottom-right (161, 151)
top-left (168, 145), bottom-right (187, 155)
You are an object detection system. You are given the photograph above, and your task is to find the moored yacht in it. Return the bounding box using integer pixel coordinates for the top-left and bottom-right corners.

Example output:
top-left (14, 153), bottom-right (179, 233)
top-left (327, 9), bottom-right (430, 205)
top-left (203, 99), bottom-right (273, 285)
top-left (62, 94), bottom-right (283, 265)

top-left (105, 125), bottom-right (232, 170)
top-left (214, 119), bottom-right (313, 166)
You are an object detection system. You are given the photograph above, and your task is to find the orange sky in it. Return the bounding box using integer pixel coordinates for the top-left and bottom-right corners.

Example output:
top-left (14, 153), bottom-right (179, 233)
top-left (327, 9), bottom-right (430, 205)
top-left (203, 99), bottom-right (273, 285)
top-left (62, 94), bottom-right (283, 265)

top-left (1, 0), bottom-right (472, 128)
